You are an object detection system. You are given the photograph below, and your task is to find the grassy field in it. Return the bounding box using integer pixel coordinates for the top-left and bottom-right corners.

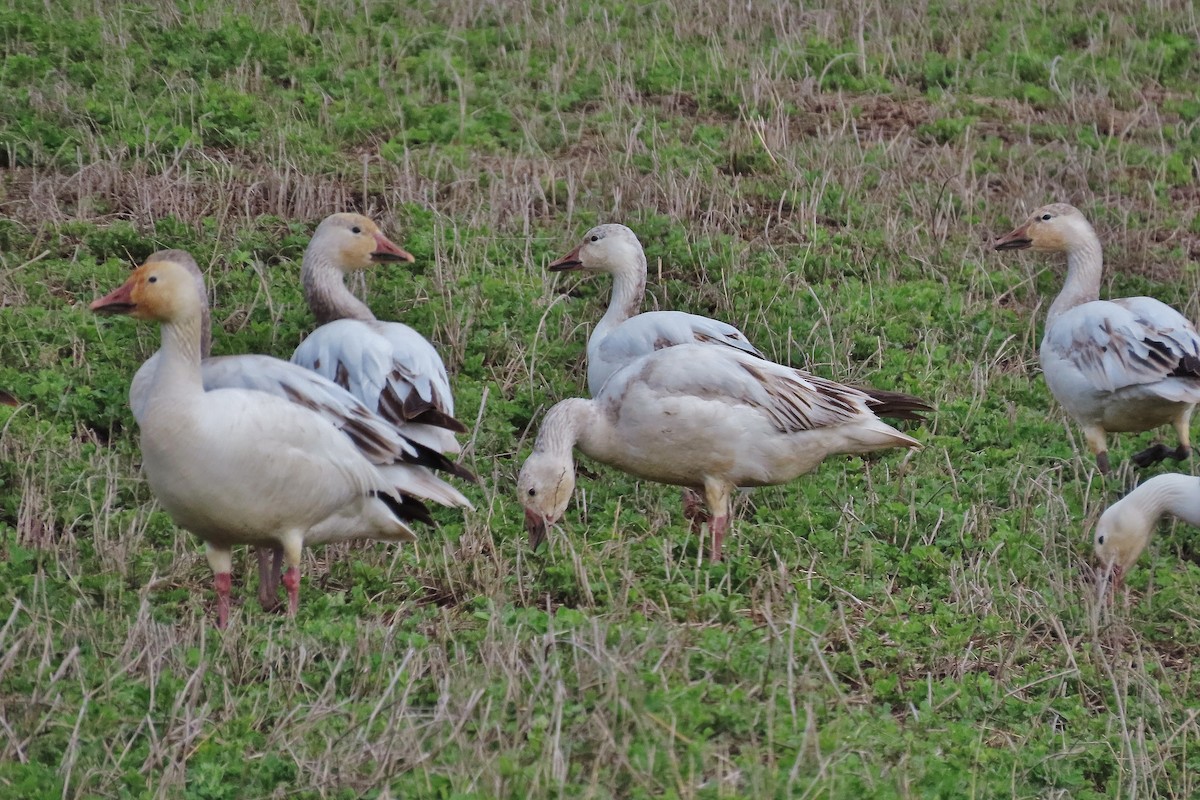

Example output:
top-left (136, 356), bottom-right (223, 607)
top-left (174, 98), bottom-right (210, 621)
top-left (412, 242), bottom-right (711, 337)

top-left (2, 0), bottom-right (1200, 796)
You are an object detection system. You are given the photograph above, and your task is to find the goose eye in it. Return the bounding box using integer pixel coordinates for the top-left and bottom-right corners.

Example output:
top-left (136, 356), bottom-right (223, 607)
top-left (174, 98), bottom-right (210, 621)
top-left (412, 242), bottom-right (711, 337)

top-left (1097, 535), bottom-right (1104, 545)
top-left (1041, 214), bottom-right (1052, 221)
top-left (148, 275), bottom-right (158, 283)
top-left (589, 234), bottom-right (599, 242)
top-left (351, 226), bottom-right (362, 234)
top-left (527, 488), bottom-right (536, 497)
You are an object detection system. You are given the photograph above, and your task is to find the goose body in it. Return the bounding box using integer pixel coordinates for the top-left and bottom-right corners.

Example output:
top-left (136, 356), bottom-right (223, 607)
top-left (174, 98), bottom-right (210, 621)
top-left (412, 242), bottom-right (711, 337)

top-left (127, 252), bottom-right (470, 612)
top-left (1094, 473), bottom-right (1200, 588)
top-left (291, 213), bottom-right (464, 455)
top-left (995, 203), bottom-right (1200, 472)
top-left (547, 223), bottom-right (763, 394)
top-left (518, 344), bottom-right (927, 560)
top-left (93, 252), bottom-right (467, 627)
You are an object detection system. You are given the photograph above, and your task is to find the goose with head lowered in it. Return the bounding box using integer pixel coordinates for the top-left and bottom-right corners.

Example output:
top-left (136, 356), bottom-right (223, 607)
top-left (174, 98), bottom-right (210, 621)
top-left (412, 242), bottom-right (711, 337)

top-left (518, 343), bottom-right (929, 561)
top-left (1093, 473), bottom-right (1200, 591)
top-left (995, 203), bottom-right (1200, 473)
top-left (128, 250), bottom-right (472, 614)
top-left (92, 253), bottom-right (470, 627)
top-left (291, 213), bottom-right (466, 458)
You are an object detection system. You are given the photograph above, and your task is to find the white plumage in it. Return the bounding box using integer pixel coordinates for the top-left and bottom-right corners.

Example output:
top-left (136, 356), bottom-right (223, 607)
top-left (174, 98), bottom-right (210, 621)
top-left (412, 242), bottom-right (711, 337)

top-left (995, 203), bottom-right (1200, 473)
top-left (547, 223), bottom-right (763, 394)
top-left (291, 213), bottom-right (465, 456)
top-left (518, 344), bottom-right (927, 561)
top-left (93, 252), bottom-right (469, 627)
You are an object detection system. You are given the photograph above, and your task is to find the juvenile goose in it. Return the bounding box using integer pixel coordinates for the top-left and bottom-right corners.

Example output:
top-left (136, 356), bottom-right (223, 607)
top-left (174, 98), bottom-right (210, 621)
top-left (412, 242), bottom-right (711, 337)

top-left (547, 223), bottom-right (764, 394)
top-left (92, 254), bottom-right (466, 627)
top-left (291, 213), bottom-right (466, 458)
top-left (995, 204), bottom-right (1200, 473)
top-left (1094, 473), bottom-right (1200, 589)
top-left (129, 251), bottom-right (471, 613)
top-left (518, 344), bottom-right (928, 561)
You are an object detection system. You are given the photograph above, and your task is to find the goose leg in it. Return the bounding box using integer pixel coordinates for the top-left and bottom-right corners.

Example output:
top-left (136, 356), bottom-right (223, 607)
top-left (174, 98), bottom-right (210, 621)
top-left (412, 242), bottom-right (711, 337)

top-left (280, 532), bottom-right (304, 617)
top-left (708, 513), bottom-right (729, 562)
top-left (702, 478), bottom-right (734, 563)
top-left (256, 547), bottom-right (283, 612)
top-left (681, 488), bottom-right (709, 534)
top-left (1083, 426), bottom-right (1110, 474)
top-left (205, 544), bottom-right (234, 629)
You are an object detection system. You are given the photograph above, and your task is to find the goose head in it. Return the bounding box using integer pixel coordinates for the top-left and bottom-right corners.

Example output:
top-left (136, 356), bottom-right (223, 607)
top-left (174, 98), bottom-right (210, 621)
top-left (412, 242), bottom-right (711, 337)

top-left (91, 253), bottom-right (204, 323)
top-left (308, 213), bottom-right (415, 273)
top-left (993, 204), bottom-right (1096, 254)
top-left (548, 223), bottom-right (645, 277)
top-left (517, 449), bottom-right (576, 550)
top-left (1093, 495), bottom-right (1153, 591)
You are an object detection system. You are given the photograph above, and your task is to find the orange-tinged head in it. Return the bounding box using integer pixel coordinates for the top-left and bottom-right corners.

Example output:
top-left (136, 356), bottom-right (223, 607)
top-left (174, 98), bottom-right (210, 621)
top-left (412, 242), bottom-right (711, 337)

top-left (993, 203), bottom-right (1094, 254)
top-left (91, 253), bottom-right (202, 323)
top-left (309, 213), bottom-right (415, 273)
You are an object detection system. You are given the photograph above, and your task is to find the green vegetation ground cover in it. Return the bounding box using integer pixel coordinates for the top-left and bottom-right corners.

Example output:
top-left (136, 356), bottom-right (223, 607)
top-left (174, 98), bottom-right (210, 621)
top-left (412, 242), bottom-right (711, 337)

top-left (2, 0), bottom-right (1200, 796)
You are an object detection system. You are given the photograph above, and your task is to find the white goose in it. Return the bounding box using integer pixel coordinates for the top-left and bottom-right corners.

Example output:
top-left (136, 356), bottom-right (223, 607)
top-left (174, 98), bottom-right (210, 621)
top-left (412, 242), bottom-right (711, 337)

top-left (518, 344), bottom-right (928, 561)
top-left (995, 203), bottom-right (1200, 473)
top-left (129, 251), bottom-right (471, 613)
top-left (92, 253), bottom-right (469, 627)
top-left (291, 213), bottom-right (465, 457)
top-left (547, 223), bottom-right (764, 394)
top-left (1094, 473), bottom-right (1200, 589)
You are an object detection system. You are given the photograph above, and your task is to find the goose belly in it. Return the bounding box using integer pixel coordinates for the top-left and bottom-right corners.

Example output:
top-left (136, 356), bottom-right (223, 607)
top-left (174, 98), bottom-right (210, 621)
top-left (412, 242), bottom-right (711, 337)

top-left (1043, 367), bottom-right (1191, 432)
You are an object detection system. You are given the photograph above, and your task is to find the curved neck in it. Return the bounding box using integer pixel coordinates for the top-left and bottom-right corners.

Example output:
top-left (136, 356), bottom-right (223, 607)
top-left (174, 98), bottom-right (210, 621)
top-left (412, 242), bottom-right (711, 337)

top-left (535, 398), bottom-right (600, 459)
top-left (1047, 234), bottom-right (1103, 325)
top-left (1136, 474), bottom-right (1200, 528)
top-left (594, 257), bottom-right (647, 342)
top-left (302, 248), bottom-right (376, 324)
top-left (199, 303), bottom-right (212, 359)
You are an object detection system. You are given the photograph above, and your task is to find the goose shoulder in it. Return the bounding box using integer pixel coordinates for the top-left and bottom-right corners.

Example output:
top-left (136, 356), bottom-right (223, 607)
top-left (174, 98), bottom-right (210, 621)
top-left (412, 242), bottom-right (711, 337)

top-left (1045, 297), bottom-right (1200, 393)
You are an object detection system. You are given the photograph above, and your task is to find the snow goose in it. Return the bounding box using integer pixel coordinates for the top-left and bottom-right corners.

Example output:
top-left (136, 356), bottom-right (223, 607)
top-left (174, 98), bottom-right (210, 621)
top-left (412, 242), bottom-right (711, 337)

top-left (291, 213), bottom-right (465, 457)
top-left (128, 251), bottom-right (472, 613)
top-left (518, 344), bottom-right (928, 561)
top-left (92, 254), bottom-right (469, 627)
top-left (1094, 473), bottom-right (1200, 589)
top-left (547, 223), bottom-right (764, 394)
top-left (994, 203), bottom-right (1200, 473)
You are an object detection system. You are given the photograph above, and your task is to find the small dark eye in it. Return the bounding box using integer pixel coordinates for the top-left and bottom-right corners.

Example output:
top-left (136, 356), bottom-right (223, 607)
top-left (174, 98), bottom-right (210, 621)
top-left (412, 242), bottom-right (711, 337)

top-left (1097, 535), bottom-right (1104, 545)
top-left (1041, 214), bottom-right (1052, 221)
top-left (527, 488), bottom-right (536, 497)
top-left (351, 226), bottom-right (362, 234)
top-left (148, 275), bottom-right (158, 283)
top-left (589, 234), bottom-right (599, 242)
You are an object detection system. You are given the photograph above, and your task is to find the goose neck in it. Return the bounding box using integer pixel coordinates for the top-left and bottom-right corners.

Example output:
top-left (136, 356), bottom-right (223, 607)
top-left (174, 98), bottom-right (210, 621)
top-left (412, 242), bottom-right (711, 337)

top-left (303, 249), bottom-right (376, 324)
top-left (595, 258), bottom-right (647, 341)
top-left (1046, 235), bottom-right (1103, 325)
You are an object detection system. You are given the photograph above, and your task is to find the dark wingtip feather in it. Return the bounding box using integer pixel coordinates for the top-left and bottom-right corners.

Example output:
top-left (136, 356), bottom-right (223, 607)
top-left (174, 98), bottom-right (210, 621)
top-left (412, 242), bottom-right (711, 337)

top-left (860, 387), bottom-right (934, 422)
top-left (373, 490), bottom-right (435, 527)
top-left (407, 442), bottom-right (478, 483)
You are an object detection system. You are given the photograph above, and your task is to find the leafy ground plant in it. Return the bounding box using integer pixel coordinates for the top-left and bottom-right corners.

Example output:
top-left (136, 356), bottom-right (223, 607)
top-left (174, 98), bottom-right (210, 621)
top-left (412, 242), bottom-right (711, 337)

top-left (2, 0), bottom-right (1200, 797)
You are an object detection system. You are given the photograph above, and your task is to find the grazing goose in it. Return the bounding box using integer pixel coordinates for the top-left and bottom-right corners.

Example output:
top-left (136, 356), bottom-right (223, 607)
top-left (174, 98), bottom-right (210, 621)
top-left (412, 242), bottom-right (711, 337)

top-left (547, 223), bottom-right (764, 394)
top-left (291, 213), bottom-right (466, 457)
top-left (129, 251), bottom-right (472, 613)
top-left (1094, 473), bottom-right (1200, 589)
top-left (995, 203), bottom-right (1200, 473)
top-left (92, 254), bottom-right (469, 627)
top-left (518, 344), bottom-right (929, 561)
